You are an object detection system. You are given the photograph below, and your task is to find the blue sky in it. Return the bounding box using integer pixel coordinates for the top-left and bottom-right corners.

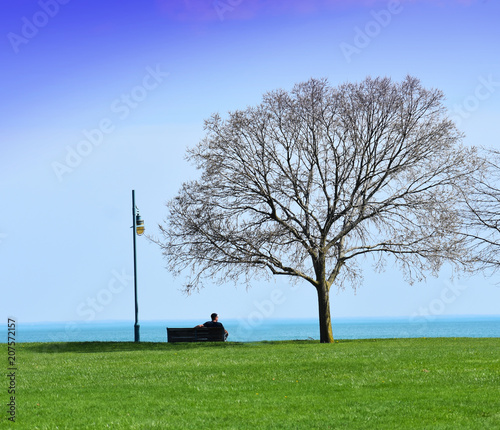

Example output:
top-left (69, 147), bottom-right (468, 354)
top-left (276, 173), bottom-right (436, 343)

top-left (1, 0), bottom-right (500, 330)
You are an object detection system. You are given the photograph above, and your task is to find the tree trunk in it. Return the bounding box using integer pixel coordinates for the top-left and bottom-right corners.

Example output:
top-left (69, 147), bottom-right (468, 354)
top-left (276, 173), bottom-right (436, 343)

top-left (317, 282), bottom-right (334, 343)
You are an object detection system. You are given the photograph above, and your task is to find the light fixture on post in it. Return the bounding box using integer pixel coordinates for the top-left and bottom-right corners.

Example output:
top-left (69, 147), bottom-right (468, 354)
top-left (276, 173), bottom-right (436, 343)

top-left (132, 190), bottom-right (145, 342)
top-left (136, 213), bottom-right (145, 236)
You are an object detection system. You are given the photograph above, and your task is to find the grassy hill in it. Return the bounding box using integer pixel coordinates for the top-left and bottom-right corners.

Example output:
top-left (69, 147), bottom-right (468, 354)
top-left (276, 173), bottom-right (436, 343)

top-left (2, 338), bottom-right (499, 429)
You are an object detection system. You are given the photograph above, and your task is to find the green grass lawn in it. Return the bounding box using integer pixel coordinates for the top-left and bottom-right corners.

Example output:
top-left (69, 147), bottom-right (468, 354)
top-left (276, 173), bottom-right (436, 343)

top-left (2, 338), bottom-right (499, 429)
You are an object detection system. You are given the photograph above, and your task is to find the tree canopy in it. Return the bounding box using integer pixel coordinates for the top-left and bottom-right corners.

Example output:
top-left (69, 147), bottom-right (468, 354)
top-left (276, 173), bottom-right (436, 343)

top-left (158, 76), bottom-right (481, 342)
top-left (462, 148), bottom-right (500, 275)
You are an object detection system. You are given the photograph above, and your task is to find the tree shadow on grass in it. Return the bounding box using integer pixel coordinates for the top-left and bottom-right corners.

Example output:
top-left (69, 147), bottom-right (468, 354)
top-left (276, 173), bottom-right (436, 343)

top-left (22, 341), bottom-right (248, 354)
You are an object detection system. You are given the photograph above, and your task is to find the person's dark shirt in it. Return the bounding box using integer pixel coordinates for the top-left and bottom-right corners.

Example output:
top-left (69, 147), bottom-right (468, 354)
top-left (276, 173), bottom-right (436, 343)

top-left (203, 321), bottom-right (223, 328)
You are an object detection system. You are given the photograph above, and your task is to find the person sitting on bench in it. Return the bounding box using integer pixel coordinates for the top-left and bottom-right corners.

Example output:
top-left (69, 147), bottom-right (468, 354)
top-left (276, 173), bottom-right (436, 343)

top-left (196, 313), bottom-right (228, 340)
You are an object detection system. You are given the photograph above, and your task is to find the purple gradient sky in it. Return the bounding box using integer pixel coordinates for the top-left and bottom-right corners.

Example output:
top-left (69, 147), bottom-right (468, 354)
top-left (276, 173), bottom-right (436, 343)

top-left (1, 0), bottom-right (499, 330)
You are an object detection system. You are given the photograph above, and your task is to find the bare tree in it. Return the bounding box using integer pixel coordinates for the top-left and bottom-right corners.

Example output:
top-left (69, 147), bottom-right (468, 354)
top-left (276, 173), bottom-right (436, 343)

top-left (157, 76), bottom-right (480, 343)
top-left (462, 147), bottom-right (500, 274)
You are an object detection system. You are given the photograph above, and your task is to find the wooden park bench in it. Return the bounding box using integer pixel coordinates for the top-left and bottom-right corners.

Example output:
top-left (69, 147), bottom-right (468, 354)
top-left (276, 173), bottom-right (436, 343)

top-left (167, 327), bottom-right (226, 343)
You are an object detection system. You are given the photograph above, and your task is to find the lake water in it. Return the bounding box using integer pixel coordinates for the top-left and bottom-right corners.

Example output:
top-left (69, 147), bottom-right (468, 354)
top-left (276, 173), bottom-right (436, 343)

top-left (7, 316), bottom-right (500, 343)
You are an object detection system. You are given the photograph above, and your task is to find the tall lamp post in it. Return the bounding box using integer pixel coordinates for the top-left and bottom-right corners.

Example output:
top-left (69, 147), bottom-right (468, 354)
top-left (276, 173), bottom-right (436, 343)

top-left (132, 190), bottom-right (145, 342)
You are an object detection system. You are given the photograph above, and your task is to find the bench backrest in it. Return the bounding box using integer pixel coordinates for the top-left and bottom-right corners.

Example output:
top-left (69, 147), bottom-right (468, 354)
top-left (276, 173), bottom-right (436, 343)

top-left (167, 327), bottom-right (225, 342)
